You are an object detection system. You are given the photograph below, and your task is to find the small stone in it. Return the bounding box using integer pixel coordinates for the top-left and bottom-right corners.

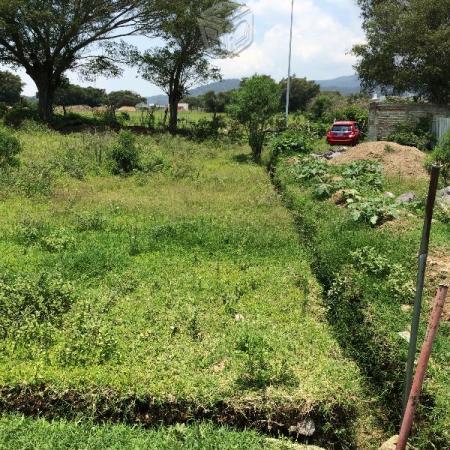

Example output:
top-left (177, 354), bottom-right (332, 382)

top-left (437, 187), bottom-right (450, 204)
top-left (235, 314), bottom-right (244, 322)
top-left (401, 305), bottom-right (412, 313)
top-left (384, 192), bottom-right (395, 199)
top-left (379, 435), bottom-right (399, 450)
top-left (289, 418), bottom-right (316, 437)
top-left (396, 192), bottom-right (417, 204)
top-left (398, 331), bottom-right (411, 342)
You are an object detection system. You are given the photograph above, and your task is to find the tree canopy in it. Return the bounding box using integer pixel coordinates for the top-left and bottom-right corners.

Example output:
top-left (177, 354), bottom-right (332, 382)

top-left (55, 80), bottom-right (106, 112)
top-left (0, 0), bottom-right (150, 121)
top-left (0, 70), bottom-right (23, 105)
top-left (353, 0), bottom-right (450, 103)
top-left (280, 77), bottom-right (320, 112)
top-left (135, 0), bottom-right (237, 132)
top-left (106, 91), bottom-right (146, 109)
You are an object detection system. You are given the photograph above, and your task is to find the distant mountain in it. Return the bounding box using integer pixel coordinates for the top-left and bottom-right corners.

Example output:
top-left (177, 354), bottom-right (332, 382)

top-left (189, 79), bottom-right (240, 96)
top-left (315, 74), bottom-right (361, 95)
top-left (147, 75), bottom-right (362, 104)
top-left (147, 79), bottom-right (241, 105)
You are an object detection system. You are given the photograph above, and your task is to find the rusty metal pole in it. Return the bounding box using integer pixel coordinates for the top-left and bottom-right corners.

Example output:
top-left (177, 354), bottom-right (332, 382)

top-left (396, 285), bottom-right (448, 450)
top-left (402, 165), bottom-right (440, 411)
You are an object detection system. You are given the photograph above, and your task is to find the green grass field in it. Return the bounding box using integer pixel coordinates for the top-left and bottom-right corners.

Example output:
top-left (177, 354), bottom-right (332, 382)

top-left (0, 415), bottom-right (313, 450)
top-left (0, 126), bottom-right (375, 447)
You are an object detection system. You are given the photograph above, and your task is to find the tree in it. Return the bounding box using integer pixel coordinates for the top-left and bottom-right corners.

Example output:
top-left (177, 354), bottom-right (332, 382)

top-left (0, 70), bottom-right (23, 105)
top-left (202, 90), bottom-right (232, 116)
top-left (136, 0), bottom-right (237, 133)
top-left (55, 80), bottom-right (106, 114)
top-left (280, 77), bottom-right (320, 112)
top-left (0, 1), bottom-right (149, 122)
top-left (106, 91), bottom-right (145, 109)
top-left (227, 75), bottom-right (281, 162)
top-left (353, 0), bottom-right (450, 103)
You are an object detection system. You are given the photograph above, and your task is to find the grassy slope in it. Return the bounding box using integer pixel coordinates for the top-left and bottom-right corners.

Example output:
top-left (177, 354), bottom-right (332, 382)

top-left (273, 154), bottom-right (449, 449)
top-left (0, 415), bottom-right (289, 450)
top-left (0, 128), bottom-right (366, 446)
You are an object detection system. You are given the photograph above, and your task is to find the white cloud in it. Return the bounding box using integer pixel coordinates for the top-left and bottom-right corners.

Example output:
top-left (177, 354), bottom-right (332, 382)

top-left (217, 0), bottom-right (364, 81)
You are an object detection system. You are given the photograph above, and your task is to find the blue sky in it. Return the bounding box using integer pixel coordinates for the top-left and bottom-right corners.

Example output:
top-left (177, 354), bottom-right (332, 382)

top-left (13, 0), bottom-right (364, 97)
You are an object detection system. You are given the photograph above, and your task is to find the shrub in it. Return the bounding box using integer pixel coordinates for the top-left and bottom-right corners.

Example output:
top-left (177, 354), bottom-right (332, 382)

top-left (0, 127), bottom-right (21, 169)
top-left (388, 118), bottom-right (434, 150)
top-left (110, 131), bottom-right (140, 174)
top-left (348, 195), bottom-right (399, 226)
top-left (285, 155), bottom-right (328, 185)
top-left (270, 130), bottom-right (313, 163)
top-left (189, 117), bottom-right (224, 141)
top-left (429, 129), bottom-right (450, 183)
top-left (3, 107), bottom-right (38, 128)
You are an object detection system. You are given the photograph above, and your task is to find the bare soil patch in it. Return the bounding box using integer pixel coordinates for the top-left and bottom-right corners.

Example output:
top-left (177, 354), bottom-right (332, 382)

top-left (329, 141), bottom-right (428, 178)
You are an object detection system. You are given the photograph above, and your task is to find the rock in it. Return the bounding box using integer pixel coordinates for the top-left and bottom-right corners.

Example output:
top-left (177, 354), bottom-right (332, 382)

top-left (437, 186), bottom-right (450, 204)
top-left (384, 192), bottom-right (395, 199)
top-left (289, 419), bottom-right (316, 437)
top-left (396, 192), bottom-right (417, 204)
top-left (234, 314), bottom-right (244, 322)
top-left (379, 435), bottom-right (399, 450)
top-left (398, 331), bottom-right (411, 342)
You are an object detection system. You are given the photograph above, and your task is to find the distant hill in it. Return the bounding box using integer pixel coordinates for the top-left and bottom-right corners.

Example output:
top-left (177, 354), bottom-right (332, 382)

top-left (148, 79), bottom-right (241, 105)
top-left (315, 74), bottom-right (361, 95)
top-left (147, 75), bottom-right (362, 104)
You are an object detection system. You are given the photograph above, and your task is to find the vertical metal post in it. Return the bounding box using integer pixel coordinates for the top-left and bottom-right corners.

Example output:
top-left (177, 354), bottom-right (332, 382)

top-left (402, 165), bottom-right (440, 411)
top-left (397, 285), bottom-right (448, 450)
top-left (285, 0), bottom-right (294, 128)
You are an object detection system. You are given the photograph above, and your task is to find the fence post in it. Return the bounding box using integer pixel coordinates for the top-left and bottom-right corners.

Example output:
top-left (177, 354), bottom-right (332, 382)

top-left (402, 165), bottom-right (440, 412)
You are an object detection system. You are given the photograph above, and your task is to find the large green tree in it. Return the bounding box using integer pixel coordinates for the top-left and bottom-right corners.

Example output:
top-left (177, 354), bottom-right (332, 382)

top-left (0, 1), bottom-right (150, 121)
top-left (136, 0), bottom-right (237, 133)
top-left (280, 77), bottom-right (320, 112)
top-left (0, 70), bottom-right (23, 105)
top-left (353, 0), bottom-right (450, 103)
top-left (228, 75), bottom-right (281, 162)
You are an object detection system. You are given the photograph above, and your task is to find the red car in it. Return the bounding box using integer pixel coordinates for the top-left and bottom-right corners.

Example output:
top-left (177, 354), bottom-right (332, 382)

top-left (326, 121), bottom-right (361, 146)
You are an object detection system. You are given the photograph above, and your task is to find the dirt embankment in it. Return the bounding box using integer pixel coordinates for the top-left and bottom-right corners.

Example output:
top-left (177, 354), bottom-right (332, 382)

top-left (329, 141), bottom-right (428, 179)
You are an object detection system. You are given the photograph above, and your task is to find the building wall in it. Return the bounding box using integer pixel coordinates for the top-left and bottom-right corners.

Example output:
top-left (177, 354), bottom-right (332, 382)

top-left (367, 102), bottom-right (450, 141)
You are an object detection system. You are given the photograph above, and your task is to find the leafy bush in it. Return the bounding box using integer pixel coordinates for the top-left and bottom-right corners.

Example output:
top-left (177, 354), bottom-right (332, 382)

top-left (189, 116), bottom-right (224, 141)
top-left (40, 228), bottom-right (75, 253)
top-left (75, 210), bottom-right (106, 232)
top-left (388, 118), bottom-right (434, 150)
top-left (341, 160), bottom-right (384, 190)
top-left (110, 131), bottom-right (140, 174)
top-left (428, 129), bottom-right (450, 183)
top-left (348, 195), bottom-right (399, 226)
top-left (285, 155), bottom-right (328, 185)
top-left (0, 127), bottom-right (21, 169)
top-left (3, 107), bottom-right (38, 128)
top-left (270, 130), bottom-right (313, 162)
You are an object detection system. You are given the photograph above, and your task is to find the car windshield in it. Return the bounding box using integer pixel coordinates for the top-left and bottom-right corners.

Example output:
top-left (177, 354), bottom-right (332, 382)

top-left (332, 125), bottom-right (352, 132)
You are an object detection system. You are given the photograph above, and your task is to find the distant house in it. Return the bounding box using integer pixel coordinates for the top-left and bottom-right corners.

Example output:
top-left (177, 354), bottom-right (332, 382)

top-left (178, 103), bottom-right (189, 112)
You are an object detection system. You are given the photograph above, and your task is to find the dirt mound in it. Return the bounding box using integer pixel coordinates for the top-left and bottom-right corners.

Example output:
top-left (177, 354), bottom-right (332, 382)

top-left (329, 141), bottom-right (428, 178)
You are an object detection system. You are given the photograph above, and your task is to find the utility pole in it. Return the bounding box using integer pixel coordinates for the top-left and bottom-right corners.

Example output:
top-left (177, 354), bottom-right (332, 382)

top-left (285, 0), bottom-right (294, 128)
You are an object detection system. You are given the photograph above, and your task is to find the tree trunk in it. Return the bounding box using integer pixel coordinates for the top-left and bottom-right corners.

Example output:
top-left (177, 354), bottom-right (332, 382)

top-left (37, 82), bottom-right (55, 122)
top-left (168, 96), bottom-right (179, 134)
